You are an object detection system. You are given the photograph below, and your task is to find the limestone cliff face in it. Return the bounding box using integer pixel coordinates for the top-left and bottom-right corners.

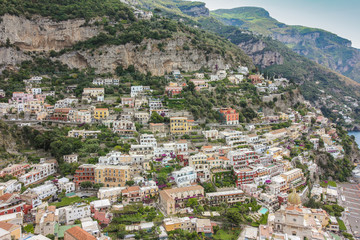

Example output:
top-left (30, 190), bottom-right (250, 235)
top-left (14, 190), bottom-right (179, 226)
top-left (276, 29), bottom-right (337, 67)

top-left (57, 36), bottom-right (231, 75)
top-left (237, 39), bottom-right (283, 68)
top-left (179, 4), bottom-right (209, 17)
top-left (0, 48), bottom-right (30, 72)
top-left (0, 14), bottom-right (99, 51)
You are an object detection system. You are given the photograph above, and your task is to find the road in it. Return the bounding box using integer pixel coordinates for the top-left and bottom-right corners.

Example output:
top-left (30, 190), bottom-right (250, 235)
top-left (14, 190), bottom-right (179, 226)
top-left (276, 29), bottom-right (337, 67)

top-left (339, 183), bottom-right (360, 239)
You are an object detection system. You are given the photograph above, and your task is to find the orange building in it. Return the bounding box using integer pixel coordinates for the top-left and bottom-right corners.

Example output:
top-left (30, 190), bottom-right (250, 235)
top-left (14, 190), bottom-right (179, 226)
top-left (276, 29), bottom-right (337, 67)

top-left (219, 108), bottom-right (239, 125)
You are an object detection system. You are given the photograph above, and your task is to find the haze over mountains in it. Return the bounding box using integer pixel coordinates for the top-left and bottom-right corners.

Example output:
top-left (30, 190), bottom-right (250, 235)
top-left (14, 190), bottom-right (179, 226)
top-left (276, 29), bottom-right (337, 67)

top-left (211, 7), bottom-right (360, 83)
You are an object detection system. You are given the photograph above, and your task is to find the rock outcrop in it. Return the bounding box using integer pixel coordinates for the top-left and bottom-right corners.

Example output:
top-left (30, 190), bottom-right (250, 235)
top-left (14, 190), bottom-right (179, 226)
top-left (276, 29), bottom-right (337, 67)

top-left (0, 14), bottom-right (99, 51)
top-left (57, 36), bottom-right (232, 75)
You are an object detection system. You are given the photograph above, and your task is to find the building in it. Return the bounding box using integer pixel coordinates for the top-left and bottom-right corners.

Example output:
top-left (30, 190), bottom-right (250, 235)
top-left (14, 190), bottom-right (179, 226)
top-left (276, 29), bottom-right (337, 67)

top-left (64, 226), bottom-right (96, 240)
top-left (74, 164), bottom-right (96, 187)
top-left (68, 130), bottom-right (101, 138)
top-left (159, 185), bottom-right (204, 215)
top-left (206, 189), bottom-right (245, 206)
top-left (172, 167), bottom-right (197, 187)
top-left (57, 204), bottom-right (91, 225)
top-left (149, 123), bottom-right (167, 133)
top-left (234, 167), bottom-right (258, 186)
top-left (0, 164), bottom-right (30, 178)
top-left (63, 154), bottom-right (78, 163)
top-left (121, 97), bottom-right (135, 108)
top-left (29, 183), bottom-right (58, 200)
top-left (19, 163), bottom-right (56, 186)
top-left (83, 88), bottom-right (105, 97)
top-left (170, 117), bottom-right (192, 135)
top-left (0, 221), bottom-right (21, 240)
top-left (280, 168), bottom-right (305, 191)
top-left (140, 134), bottom-right (157, 148)
top-left (93, 108), bottom-right (109, 120)
top-left (94, 165), bottom-right (131, 188)
top-left (97, 187), bottom-right (124, 203)
top-left (219, 108), bottom-right (239, 125)
top-left (92, 78), bottom-right (119, 86)
top-left (57, 178), bottom-right (75, 194)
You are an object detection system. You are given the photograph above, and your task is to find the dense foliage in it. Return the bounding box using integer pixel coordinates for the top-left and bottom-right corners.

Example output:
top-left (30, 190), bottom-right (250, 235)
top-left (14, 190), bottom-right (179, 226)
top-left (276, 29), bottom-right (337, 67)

top-left (0, 0), bottom-right (135, 21)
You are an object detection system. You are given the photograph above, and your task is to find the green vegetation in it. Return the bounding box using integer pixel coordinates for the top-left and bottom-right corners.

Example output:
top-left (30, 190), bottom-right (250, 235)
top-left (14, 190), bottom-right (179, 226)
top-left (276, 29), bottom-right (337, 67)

top-left (337, 218), bottom-right (347, 231)
top-left (0, 0), bottom-right (135, 22)
top-left (50, 196), bottom-right (98, 208)
top-left (213, 229), bottom-right (239, 240)
top-left (320, 180), bottom-right (337, 188)
top-left (24, 223), bottom-right (34, 234)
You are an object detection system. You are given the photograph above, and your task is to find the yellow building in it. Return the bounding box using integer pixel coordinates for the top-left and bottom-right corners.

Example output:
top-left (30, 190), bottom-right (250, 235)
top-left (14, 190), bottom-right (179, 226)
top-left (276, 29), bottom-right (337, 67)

top-left (94, 108), bottom-right (109, 120)
top-left (170, 117), bottom-right (192, 135)
top-left (0, 221), bottom-right (22, 240)
top-left (163, 218), bottom-right (183, 232)
top-left (95, 165), bottom-right (131, 188)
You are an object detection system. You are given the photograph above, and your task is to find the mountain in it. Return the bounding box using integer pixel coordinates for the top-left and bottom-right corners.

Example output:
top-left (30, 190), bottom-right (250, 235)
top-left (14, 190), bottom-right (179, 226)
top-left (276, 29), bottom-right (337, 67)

top-left (212, 7), bottom-right (360, 83)
top-left (0, 0), bottom-right (252, 76)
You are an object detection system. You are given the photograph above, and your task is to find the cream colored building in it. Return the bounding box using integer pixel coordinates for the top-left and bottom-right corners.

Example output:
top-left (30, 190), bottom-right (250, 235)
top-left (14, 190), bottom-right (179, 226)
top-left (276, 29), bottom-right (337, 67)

top-left (95, 165), bottom-right (131, 188)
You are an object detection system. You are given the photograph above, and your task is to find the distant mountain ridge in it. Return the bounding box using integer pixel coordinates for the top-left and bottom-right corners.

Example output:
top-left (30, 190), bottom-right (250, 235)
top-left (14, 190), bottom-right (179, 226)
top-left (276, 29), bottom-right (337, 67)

top-left (212, 7), bottom-right (360, 83)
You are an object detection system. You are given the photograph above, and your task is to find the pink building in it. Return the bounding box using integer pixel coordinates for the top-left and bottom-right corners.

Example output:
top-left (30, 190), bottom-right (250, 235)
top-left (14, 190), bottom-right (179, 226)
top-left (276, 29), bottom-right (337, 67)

top-left (9, 92), bottom-right (34, 104)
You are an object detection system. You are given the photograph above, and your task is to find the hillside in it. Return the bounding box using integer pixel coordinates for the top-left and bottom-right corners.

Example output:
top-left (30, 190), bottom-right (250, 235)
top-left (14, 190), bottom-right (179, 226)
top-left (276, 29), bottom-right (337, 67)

top-left (212, 7), bottom-right (360, 83)
top-left (0, 1), bottom-right (252, 76)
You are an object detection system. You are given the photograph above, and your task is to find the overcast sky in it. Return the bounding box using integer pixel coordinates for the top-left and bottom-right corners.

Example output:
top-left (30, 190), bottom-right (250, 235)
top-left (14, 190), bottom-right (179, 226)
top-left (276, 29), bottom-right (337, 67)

top-left (198, 0), bottom-right (360, 49)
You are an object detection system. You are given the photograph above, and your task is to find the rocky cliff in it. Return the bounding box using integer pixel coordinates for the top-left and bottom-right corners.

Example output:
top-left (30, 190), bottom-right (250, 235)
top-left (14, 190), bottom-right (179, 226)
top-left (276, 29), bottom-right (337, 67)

top-left (0, 14), bottom-right (99, 51)
top-left (178, 2), bottom-right (209, 17)
top-left (0, 14), bottom-right (250, 76)
top-left (57, 36), bottom-right (232, 75)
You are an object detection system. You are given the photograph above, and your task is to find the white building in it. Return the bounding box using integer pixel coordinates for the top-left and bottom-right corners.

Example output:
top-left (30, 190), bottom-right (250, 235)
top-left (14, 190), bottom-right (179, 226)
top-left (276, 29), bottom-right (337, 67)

top-left (0, 180), bottom-right (21, 194)
top-left (63, 154), bottom-right (78, 163)
top-left (202, 130), bottom-right (219, 140)
top-left (19, 163), bottom-right (56, 186)
top-left (148, 98), bottom-right (163, 111)
top-left (31, 88), bottom-right (42, 95)
top-left (140, 134), bottom-right (157, 148)
top-left (172, 167), bottom-right (197, 187)
top-left (30, 183), bottom-right (58, 200)
top-left (57, 204), bottom-right (91, 225)
top-left (131, 86), bottom-right (150, 97)
top-left (57, 177), bottom-right (75, 194)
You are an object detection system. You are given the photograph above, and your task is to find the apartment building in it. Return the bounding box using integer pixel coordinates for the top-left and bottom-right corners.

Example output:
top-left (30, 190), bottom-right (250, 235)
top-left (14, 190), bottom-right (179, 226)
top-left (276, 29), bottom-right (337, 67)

top-left (83, 88), bottom-right (105, 97)
top-left (280, 168), bottom-right (305, 191)
top-left (74, 164), bottom-right (96, 187)
top-left (172, 167), bottom-right (197, 187)
top-left (19, 163), bottom-right (56, 186)
top-left (227, 149), bottom-right (259, 169)
top-left (57, 178), bottom-right (75, 194)
top-left (206, 189), bottom-right (245, 206)
top-left (170, 117), bottom-right (192, 135)
top-left (140, 134), bottom-right (157, 148)
top-left (97, 187), bottom-right (124, 203)
top-left (57, 204), bottom-right (91, 225)
top-left (94, 165), bottom-right (131, 188)
top-left (234, 167), bottom-right (258, 187)
top-left (0, 164), bottom-right (30, 178)
top-left (159, 185), bottom-right (204, 215)
top-left (29, 183), bottom-right (58, 200)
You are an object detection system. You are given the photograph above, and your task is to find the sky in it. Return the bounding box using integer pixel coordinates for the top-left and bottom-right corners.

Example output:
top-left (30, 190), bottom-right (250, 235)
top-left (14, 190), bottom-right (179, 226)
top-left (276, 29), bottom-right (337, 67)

top-left (197, 0), bottom-right (360, 49)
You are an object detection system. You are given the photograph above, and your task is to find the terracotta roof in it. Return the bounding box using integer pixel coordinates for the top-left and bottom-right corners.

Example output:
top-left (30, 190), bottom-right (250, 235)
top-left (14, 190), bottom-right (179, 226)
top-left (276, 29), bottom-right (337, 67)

top-left (163, 185), bottom-right (204, 195)
top-left (0, 221), bottom-right (18, 231)
top-left (0, 194), bottom-right (13, 202)
top-left (65, 226), bottom-right (96, 240)
top-left (122, 186), bottom-right (140, 193)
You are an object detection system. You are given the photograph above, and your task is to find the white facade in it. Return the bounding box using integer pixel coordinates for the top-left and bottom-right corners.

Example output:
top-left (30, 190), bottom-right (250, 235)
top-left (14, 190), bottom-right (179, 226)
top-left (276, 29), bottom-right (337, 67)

top-left (63, 154), bottom-right (78, 163)
top-left (57, 178), bottom-right (75, 194)
top-left (58, 204), bottom-right (91, 224)
top-left (31, 88), bottom-right (42, 95)
top-left (30, 183), bottom-right (58, 200)
top-left (140, 134), bottom-right (157, 148)
top-left (19, 163), bottom-right (56, 186)
top-left (172, 167), bottom-right (197, 187)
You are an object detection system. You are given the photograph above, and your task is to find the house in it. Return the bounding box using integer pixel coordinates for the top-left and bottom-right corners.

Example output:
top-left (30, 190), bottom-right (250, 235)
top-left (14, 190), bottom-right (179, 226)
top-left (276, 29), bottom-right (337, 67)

top-left (83, 88), bottom-right (105, 98)
top-left (63, 154), bottom-right (78, 163)
top-left (93, 108), bottom-right (109, 120)
top-left (150, 123), bottom-right (167, 133)
top-left (121, 97), bottom-right (135, 108)
top-left (0, 180), bottom-right (21, 195)
top-left (165, 83), bottom-right (183, 97)
top-left (190, 79), bottom-right (208, 91)
top-left (170, 117), bottom-right (192, 135)
top-left (64, 226), bottom-right (96, 240)
top-left (196, 219), bottom-right (213, 237)
top-left (92, 78), bottom-right (119, 86)
top-left (68, 130), bottom-right (101, 138)
top-left (134, 112), bottom-right (149, 124)
top-left (50, 108), bottom-right (70, 121)
top-left (0, 221), bottom-right (21, 240)
top-left (35, 206), bottom-right (56, 236)
top-left (219, 108), bottom-right (239, 125)
top-left (140, 134), bottom-right (157, 148)
top-left (159, 185), bottom-right (204, 215)
top-left (0, 228), bottom-right (11, 240)
top-left (121, 186), bottom-right (141, 204)
top-left (19, 163), bottom-right (56, 186)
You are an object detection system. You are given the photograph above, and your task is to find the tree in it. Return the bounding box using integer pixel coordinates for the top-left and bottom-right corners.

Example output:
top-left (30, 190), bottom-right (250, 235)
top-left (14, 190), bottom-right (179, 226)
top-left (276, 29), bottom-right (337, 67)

top-left (126, 180), bottom-right (134, 186)
top-left (5, 38), bottom-right (10, 48)
top-left (186, 198), bottom-right (198, 208)
top-left (24, 223), bottom-right (34, 233)
top-left (149, 111), bottom-right (164, 123)
top-left (80, 181), bottom-right (93, 189)
top-left (46, 234), bottom-right (55, 240)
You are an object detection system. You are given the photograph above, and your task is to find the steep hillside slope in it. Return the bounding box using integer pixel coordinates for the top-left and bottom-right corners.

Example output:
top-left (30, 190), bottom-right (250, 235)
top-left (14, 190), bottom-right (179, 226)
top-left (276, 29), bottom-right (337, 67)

top-left (212, 7), bottom-right (360, 83)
